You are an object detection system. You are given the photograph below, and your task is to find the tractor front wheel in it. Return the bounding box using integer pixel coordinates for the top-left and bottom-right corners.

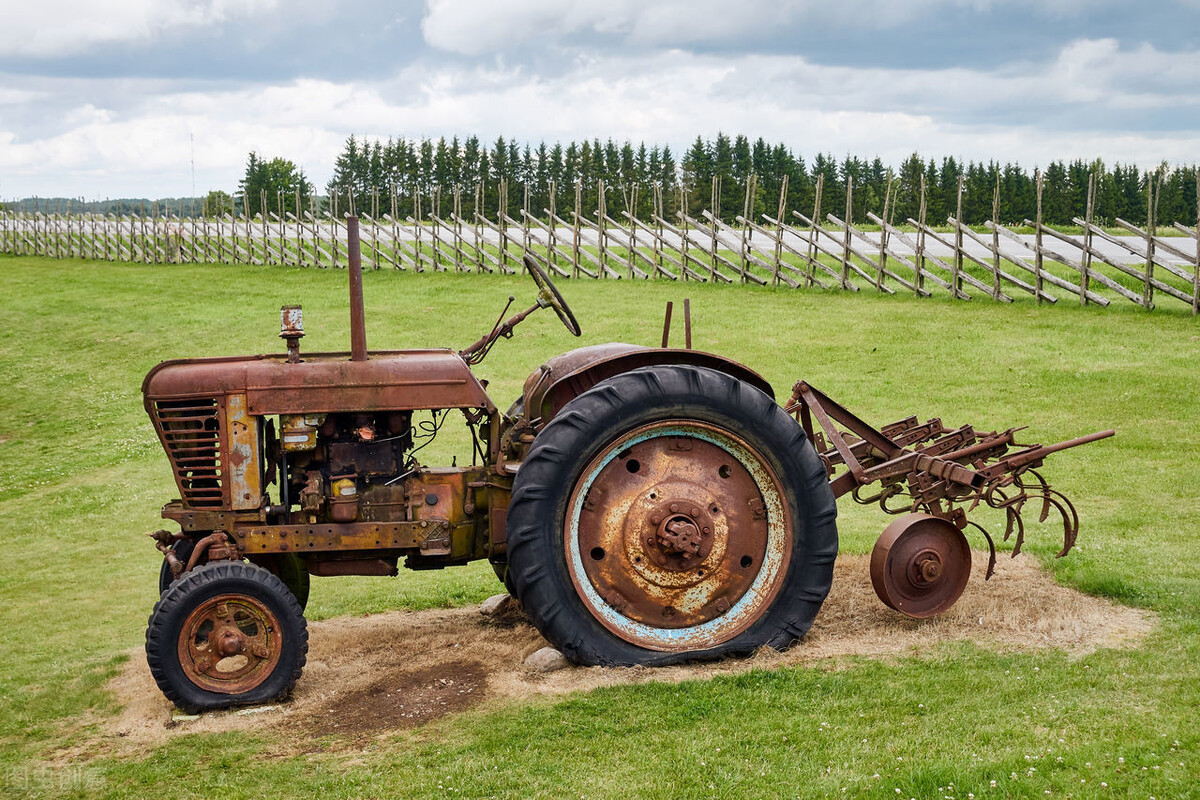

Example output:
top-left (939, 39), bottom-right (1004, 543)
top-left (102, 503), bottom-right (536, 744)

top-left (506, 365), bottom-right (838, 666)
top-left (146, 561), bottom-right (308, 712)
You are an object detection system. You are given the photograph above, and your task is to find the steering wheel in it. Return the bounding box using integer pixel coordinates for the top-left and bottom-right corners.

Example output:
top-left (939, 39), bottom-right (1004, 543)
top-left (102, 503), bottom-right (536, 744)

top-left (523, 254), bottom-right (582, 337)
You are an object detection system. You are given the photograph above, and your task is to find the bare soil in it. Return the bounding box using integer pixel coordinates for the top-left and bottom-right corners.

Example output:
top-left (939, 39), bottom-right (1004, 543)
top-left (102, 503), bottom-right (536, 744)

top-left (100, 553), bottom-right (1153, 751)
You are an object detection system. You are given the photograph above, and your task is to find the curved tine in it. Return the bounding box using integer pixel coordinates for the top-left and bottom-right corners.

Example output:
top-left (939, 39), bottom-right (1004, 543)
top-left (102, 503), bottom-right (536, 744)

top-left (852, 485), bottom-right (885, 505)
top-left (879, 490), bottom-right (913, 515)
top-left (965, 520), bottom-right (998, 580)
top-left (1010, 506), bottom-right (1027, 557)
top-left (1026, 468), bottom-right (1054, 523)
top-left (985, 481), bottom-right (1025, 512)
top-left (1005, 504), bottom-right (1025, 551)
top-left (1046, 488), bottom-right (1080, 556)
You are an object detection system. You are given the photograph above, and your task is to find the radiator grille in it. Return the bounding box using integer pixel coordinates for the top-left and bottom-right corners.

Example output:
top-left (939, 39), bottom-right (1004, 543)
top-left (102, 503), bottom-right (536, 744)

top-left (154, 398), bottom-right (223, 508)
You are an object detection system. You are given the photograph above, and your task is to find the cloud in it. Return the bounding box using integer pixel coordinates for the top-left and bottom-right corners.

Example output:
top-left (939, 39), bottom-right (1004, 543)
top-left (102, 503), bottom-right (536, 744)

top-left (1, 1), bottom-right (1197, 198)
top-left (418, 0), bottom-right (1121, 55)
top-left (1, 0), bottom-right (276, 57)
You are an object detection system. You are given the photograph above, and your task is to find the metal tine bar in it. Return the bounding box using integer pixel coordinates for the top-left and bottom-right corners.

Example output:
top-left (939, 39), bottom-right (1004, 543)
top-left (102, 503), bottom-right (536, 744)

top-left (916, 426), bottom-right (978, 457)
top-left (889, 419), bottom-right (949, 448)
top-left (879, 416), bottom-right (920, 437)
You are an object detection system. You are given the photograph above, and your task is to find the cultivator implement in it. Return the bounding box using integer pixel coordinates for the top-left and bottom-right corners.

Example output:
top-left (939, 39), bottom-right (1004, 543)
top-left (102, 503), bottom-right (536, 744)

top-left (784, 381), bottom-right (1114, 617)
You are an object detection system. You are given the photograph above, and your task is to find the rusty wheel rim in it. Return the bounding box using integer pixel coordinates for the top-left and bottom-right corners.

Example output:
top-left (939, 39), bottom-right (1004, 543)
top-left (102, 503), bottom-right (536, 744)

top-left (177, 593), bottom-right (284, 694)
top-left (870, 513), bottom-right (971, 618)
top-left (565, 420), bottom-right (792, 651)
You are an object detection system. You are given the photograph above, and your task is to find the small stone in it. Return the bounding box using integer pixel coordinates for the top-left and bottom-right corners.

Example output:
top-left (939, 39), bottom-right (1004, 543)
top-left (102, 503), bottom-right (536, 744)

top-left (479, 594), bottom-right (515, 617)
top-left (524, 646), bottom-right (569, 673)
top-left (234, 704), bottom-right (281, 716)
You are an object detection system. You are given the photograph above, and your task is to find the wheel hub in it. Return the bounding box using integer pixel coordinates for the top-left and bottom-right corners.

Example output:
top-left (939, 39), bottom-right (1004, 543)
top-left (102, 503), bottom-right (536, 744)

top-left (870, 513), bottom-right (972, 618)
top-left (646, 499), bottom-right (714, 571)
top-left (177, 593), bottom-right (283, 694)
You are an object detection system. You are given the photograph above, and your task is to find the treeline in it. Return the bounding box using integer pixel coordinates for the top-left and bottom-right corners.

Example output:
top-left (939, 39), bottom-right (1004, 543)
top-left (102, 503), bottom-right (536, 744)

top-left (9, 134), bottom-right (1198, 227)
top-left (4, 197), bottom-right (207, 216)
top-left (324, 133), bottom-right (1200, 227)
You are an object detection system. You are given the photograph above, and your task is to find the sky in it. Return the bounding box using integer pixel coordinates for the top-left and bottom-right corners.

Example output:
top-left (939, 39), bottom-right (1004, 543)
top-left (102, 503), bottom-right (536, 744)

top-left (1, 0), bottom-right (1198, 200)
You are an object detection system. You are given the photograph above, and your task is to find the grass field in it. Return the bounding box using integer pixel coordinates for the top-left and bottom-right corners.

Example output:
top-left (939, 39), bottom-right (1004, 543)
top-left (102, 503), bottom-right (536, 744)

top-left (0, 254), bottom-right (1198, 798)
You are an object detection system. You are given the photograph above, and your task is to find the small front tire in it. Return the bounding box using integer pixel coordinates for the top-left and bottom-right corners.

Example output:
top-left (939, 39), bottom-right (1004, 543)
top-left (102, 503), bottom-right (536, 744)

top-left (145, 561), bottom-right (308, 713)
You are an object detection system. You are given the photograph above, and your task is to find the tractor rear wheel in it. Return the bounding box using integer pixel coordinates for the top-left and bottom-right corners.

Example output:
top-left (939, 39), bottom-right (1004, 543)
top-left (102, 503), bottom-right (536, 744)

top-left (506, 365), bottom-right (838, 666)
top-left (146, 561), bottom-right (307, 712)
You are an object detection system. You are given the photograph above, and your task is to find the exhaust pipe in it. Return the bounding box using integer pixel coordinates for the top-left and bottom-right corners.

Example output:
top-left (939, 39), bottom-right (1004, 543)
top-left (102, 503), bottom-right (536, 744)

top-left (347, 216), bottom-right (368, 361)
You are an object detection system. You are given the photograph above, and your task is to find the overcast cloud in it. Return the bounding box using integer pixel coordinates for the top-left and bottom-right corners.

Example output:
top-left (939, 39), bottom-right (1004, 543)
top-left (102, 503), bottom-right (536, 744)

top-left (1, 0), bottom-right (1197, 198)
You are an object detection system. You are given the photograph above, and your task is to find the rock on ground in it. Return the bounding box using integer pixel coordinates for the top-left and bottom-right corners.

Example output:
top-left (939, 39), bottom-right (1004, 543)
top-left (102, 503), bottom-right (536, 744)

top-left (524, 646), bottom-right (569, 673)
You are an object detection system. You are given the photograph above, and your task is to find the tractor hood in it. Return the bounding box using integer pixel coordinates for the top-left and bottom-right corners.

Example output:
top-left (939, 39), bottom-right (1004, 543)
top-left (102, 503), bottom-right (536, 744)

top-left (143, 349), bottom-right (495, 415)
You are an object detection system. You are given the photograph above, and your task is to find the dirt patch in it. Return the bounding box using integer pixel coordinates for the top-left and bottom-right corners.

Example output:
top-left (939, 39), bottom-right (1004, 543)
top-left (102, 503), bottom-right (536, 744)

top-left (101, 553), bottom-right (1153, 753)
top-left (306, 660), bottom-right (486, 741)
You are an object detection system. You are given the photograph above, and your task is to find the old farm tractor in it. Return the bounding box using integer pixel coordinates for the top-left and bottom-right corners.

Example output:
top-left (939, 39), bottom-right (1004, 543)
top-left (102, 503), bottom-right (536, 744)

top-left (143, 219), bottom-right (1112, 712)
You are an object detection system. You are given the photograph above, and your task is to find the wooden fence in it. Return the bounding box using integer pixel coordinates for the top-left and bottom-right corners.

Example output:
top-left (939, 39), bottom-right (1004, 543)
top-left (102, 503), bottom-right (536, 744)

top-left (3, 172), bottom-right (1199, 314)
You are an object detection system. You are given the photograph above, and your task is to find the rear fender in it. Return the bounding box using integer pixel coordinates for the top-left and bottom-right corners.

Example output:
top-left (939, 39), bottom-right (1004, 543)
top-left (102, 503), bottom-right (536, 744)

top-left (521, 343), bottom-right (774, 426)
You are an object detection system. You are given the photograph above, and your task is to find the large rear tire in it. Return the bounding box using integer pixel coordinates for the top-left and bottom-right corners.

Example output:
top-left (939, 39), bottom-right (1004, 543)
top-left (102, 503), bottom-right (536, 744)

top-left (506, 365), bottom-right (838, 666)
top-left (146, 561), bottom-right (308, 713)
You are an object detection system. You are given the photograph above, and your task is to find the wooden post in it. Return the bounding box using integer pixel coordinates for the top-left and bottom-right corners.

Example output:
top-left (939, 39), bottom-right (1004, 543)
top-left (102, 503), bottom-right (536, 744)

top-left (740, 175), bottom-right (755, 283)
top-left (572, 182), bottom-right (582, 278)
top-left (53, 199), bottom-right (61, 260)
top-left (546, 180), bottom-right (557, 277)
top-left (413, 188), bottom-right (424, 272)
top-left (431, 187), bottom-right (443, 271)
top-left (877, 175), bottom-right (893, 292)
top-left (257, 190), bottom-right (268, 264)
top-left (389, 185), bottom-right (401, 270)
top-left (471, 183), bottom-right (482, 273)
top-left (1082, 173), bottom-right (1095, 306)
top-left (1032, 169), bottom-right (1041, 303)
top-left (841, 177), bottom-right (853, 289)
top-left (331, 192), bottom-right (340, 268)
top-left (368, 189), bottom-right (378, 270)
top-left (806, 174), bottom-right (823, 288)
top-left (773, 175), bottom-right (788, 286)
top-left (625, 185), bottom-right (638, 279)
top-left (679, 187), bottom-right (691, 282)
top-left (915, 173), bottom-right (927, 296)
top-left (140, 202), bottom-right (151, 264)
top-left (597, 180), bottom-right (609, 277)
top-left (453, 186), bottom-right (464, 272)
top-left (1193, 171), bottom-right (1199, 316)
top-left (653, 184), bottom-right (665, 279)
top-left (1143, 169), bottom-right (1159, 309)
top-left (522, 184), bottom-right (531, 261)
top-left (953, 175), bottom-right (964, 296)
top-left (991, 173), bottom-right (1002, 300)
top-left (709, 176), bottom-right (720, 282)
top-left (494, 179), bottom-right (506, 272)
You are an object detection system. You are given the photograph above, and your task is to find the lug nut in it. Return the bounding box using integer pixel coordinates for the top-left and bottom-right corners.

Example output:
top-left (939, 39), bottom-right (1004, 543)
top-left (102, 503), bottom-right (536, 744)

top-left (670, 503), bottom-right (679, 512)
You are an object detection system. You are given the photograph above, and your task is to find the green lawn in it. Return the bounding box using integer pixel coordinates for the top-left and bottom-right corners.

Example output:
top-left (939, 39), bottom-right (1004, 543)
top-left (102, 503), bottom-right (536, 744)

top-left (0, 254), bottom-right (1197, 799)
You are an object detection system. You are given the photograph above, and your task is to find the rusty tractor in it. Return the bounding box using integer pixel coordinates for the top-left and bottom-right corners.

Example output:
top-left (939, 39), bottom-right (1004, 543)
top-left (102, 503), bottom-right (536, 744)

top-left (143, 218), bottom-right (1113, 712)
